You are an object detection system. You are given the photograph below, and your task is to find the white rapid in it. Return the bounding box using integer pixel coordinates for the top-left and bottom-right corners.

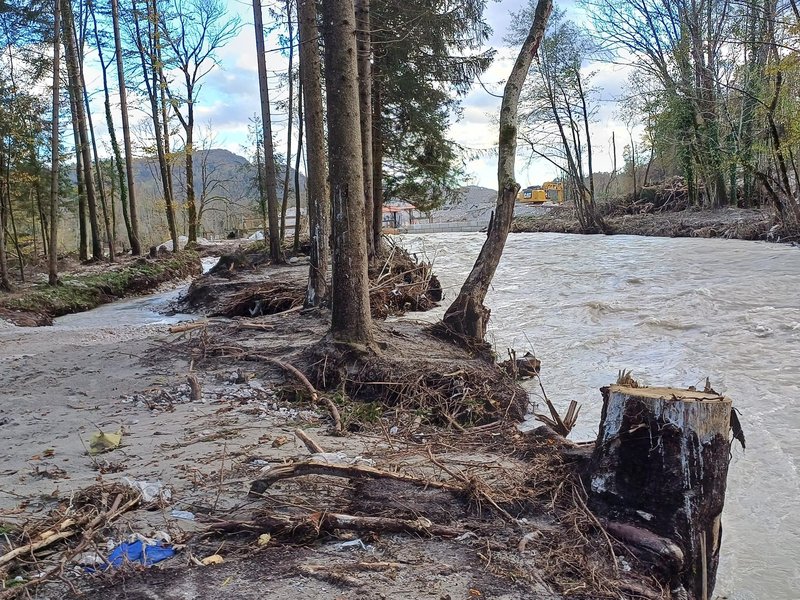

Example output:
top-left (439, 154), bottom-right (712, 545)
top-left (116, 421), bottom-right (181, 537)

top-left (396, 232), bottom-right (800, 600)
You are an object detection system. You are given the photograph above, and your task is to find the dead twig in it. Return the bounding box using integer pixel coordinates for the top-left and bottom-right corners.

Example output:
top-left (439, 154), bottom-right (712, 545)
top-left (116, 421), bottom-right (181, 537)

top-left (294, 429), bottom-right (325, 454)
top-left (249, 460), bottom-right (460, 496)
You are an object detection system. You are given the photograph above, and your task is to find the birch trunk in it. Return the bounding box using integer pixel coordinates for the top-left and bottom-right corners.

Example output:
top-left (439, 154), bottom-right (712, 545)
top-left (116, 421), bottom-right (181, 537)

top-left (441, 0), bottom-right (552, 342)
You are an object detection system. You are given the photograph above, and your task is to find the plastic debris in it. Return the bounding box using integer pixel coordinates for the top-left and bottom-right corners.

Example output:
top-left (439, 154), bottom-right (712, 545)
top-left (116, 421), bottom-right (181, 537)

top-left (257, 533), bottom-right (272, 547)
top-left (123, 478), bottom-right (172, 503)
top-left (93, 540), bottom-right (175, 570)
top-left (75, 551), bottom-right (107, 567)
top-left (454, 531), bottom-right (479, 542)
top-left (170, 510), bottom-right (196, 521)
top-left (311, 452), bottom-right (376, 467)
top-left (88, 430), bottom-right (122, 454)
top-left (201, 554), bottom-right (224, 565)
top-left (332, 538), bottom-right (373, 552)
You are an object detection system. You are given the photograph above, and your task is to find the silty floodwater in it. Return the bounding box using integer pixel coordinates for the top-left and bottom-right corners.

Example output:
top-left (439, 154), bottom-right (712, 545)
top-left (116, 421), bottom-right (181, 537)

top-left (395, 232), bottom-right (800, 600)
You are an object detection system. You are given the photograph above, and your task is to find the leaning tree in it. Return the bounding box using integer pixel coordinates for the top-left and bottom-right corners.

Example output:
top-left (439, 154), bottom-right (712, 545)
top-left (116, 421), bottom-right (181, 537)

top-left (441, 0), bottom-right (553, 343)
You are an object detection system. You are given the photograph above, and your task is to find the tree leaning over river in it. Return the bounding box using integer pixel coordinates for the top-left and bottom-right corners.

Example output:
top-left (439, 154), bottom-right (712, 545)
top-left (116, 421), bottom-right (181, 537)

top-left (441, 0), bottom-right (553, 343)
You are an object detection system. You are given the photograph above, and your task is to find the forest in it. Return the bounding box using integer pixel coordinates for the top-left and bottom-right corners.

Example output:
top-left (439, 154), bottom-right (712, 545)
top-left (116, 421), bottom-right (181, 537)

top-left (1, 0), bottom-right (799, 292)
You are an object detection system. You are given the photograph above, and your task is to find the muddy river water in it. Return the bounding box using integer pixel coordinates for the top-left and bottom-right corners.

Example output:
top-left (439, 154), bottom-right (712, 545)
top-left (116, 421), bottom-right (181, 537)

top-left (396, 232), bottom-right (800, 600)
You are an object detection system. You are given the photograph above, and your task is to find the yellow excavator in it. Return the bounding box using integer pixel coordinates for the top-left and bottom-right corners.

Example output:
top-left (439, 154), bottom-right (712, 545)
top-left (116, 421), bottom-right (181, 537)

top-left (517, 181), bottom-right (564, 204)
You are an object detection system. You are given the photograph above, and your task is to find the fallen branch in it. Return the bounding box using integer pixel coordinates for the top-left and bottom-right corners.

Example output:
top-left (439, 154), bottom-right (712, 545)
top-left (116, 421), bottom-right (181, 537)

top-left (249, 460), bottom-right (460, 496)
top-left (602, 520), bottom-right (684, 570)
top-left (206, 510), bottom-right (464, 539)
top-left (237, 322), bottom-right (275, 331)
top-left (243, 353), bottom-right (342, 434)
top-left (317, 512), bottom-right (463, 538)
top-left (295, 428), bottom-right (325, 454)
top-left (169, 321), bottom-right (207, 334)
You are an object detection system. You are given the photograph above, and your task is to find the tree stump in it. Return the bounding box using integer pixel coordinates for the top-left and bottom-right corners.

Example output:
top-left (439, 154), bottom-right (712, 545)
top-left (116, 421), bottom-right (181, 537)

top-left (588, 385), bottom-right (733, 600)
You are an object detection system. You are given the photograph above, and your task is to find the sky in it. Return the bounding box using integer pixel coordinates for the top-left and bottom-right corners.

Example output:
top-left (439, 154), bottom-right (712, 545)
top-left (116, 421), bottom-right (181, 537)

top-left (83, 0), bottom-right (636, 192)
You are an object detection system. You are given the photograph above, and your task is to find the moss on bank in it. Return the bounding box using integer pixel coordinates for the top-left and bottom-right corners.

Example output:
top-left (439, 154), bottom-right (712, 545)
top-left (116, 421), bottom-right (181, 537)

top-left (0, 252), bottom-right (202, 326)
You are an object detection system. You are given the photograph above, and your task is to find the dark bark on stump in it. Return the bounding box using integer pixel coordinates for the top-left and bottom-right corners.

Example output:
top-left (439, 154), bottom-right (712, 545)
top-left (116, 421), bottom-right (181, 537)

top-left (588, 385), bottom-right (733, 599)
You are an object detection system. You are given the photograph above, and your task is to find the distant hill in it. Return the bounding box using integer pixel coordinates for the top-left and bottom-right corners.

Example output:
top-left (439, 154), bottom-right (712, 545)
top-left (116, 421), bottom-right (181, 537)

top-left (428, 185), bottom-right (550, 224)
top-left (129, 148), bottom-right (307, 243)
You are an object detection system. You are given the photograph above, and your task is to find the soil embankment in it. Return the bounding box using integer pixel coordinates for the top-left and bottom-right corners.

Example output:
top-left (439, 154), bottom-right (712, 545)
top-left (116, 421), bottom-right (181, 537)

top-left (513, 205), bottom-right (793, 242)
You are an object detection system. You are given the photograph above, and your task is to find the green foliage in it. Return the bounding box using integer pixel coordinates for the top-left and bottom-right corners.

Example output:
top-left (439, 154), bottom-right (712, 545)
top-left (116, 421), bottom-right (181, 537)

top-left (373, 0), bottom-right (493, 211)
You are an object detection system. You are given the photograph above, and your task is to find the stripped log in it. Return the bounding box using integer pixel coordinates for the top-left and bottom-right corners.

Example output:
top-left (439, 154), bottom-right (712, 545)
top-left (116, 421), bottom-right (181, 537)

top-left (211, 511), bottom-right (464, 540)
top-left (249, 460), bottom-right (460, 496)
top-left (587, 385), bottom-right (733, 600)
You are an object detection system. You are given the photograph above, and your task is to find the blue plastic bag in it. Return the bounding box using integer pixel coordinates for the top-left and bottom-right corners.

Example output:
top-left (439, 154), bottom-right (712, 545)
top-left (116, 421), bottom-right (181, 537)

top-left (91, 540), bottom-right (175, 571)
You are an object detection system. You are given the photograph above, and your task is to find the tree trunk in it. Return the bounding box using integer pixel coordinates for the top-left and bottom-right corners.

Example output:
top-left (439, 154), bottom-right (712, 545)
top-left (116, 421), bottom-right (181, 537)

top-left (441, 0), bottom-right (552, 342)
top-left (93, 0), bottom-right (131, 256)
top-left (62, 0), bottom-right (102, 261)
top-left (255, 140), bottom-right (268, 239)
top-left (81, 71), bottom-right (115, 261)
top-left (588, 384), bottom-right (734, 600)
top-left (294, 69), bottom-right (304, 254)
top-left (156, 37), bottom-right (178, 247)
top-left (185, 122), bottom-right (197, 243)
top-left (0, 165), bottom-right (10, 290)
top-left (280, 0), bottom-right (294, 244)
top-left (132, 0), bottom-right (178, 252)
top-left (355, 0), bottom-right (374, 258)
top-left (112, 0), bottom-right (141, 255)
top-left (321, 0), bottom-right (373, 345)
top-left (67, 85), bottom-right (87, 261)
top-left (253, 0), bottom-right (283, 262)
top-left (298, 0), bottom-right (329, 307)
top-left (371, 53), bottom-right (384, 252)
top-left (48, 0), bottom-right (61, 285)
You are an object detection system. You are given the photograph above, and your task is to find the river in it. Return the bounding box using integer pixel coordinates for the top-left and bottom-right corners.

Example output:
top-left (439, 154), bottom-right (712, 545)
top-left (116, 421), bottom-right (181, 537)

top-left (395, 231), bottom-right (800, 599)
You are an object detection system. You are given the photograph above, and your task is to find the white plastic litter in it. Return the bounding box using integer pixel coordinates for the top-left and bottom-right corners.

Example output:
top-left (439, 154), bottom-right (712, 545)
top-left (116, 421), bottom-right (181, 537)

top-left (333, 538), bottom-right (373, 552)
top-left (171, 510), bottom-right (196, 521)
top-left (123, 478), bottom-right (172, 503)
top-left (311, 452), bottom-right (376, 467)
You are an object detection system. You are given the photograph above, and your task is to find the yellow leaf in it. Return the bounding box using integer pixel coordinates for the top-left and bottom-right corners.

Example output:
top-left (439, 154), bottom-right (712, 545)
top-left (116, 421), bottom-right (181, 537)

top-left (88, 430), bottom-right (123, 455)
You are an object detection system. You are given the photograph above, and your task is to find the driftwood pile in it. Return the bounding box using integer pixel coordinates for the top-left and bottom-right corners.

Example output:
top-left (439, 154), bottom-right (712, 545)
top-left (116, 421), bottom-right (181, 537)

top-left (177, 244), bottom-right (442, 320)
top-left (0, 485), bottom-right (140, 599)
